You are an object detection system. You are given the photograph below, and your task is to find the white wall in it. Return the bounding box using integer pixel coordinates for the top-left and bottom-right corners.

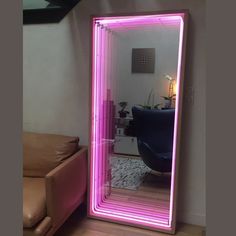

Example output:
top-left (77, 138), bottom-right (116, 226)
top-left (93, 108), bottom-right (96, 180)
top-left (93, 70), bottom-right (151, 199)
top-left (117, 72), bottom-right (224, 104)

top-left (23, 18), bottom-right (89, 144)
top-left (23, 0), bottom-right (206, 226)
top-left (114, 26), bottom-right (180, 113)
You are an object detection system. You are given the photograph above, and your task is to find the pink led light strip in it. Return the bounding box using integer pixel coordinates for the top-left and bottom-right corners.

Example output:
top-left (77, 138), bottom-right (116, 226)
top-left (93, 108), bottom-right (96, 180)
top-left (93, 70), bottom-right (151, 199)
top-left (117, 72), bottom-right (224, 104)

top-left (169, 17), bottom-right (184, 225)
top-left (90, 13), bottom-right (186, 231)
top-left (101, 200), bottom-right (169, 221)
top-left (95, 15), bottom-right (181, 24)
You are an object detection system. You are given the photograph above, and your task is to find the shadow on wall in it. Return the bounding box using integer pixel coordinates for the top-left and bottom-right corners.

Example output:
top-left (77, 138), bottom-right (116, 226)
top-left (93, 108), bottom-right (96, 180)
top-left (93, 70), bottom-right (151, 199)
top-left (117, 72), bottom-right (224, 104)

top-left (75, 0), bottom-right (202, 15)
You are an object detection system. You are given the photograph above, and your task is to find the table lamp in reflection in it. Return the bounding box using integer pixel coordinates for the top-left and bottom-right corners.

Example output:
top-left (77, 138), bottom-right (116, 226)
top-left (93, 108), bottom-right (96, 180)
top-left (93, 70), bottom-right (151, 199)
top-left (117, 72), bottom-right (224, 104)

top-left (162, 74), bottom-right (176, 109)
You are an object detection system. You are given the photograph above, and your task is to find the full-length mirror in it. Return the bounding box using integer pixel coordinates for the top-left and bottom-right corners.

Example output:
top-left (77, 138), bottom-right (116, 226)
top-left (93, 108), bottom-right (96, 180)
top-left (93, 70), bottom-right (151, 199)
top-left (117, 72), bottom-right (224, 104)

top-left (89, 11), bottom-right (188, 234)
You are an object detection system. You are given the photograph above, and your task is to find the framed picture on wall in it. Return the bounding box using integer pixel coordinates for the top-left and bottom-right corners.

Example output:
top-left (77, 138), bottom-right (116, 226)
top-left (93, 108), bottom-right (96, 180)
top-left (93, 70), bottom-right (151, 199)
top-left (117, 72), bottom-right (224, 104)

top-left (132, 48), bottom-right (155, 73)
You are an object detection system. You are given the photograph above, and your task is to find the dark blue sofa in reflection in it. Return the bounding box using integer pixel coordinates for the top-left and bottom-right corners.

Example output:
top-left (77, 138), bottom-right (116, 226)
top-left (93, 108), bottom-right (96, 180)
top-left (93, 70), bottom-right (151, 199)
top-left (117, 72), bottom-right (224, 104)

top-left (132, 106), bottom-right (175, 173)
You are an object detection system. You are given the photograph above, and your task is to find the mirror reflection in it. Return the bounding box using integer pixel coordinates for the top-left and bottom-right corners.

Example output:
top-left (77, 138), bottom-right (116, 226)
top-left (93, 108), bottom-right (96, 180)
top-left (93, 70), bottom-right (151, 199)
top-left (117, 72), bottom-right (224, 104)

top-left (110, 23), bottom-right (179, 221)
top-left (90, 14), bottom-right (184, 232)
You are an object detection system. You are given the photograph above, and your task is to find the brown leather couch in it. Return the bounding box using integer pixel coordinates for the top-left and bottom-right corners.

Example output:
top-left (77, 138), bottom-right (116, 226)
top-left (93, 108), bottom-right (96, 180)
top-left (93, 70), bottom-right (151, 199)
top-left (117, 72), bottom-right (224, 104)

top-left (23, 132), bottom-right (87, 236)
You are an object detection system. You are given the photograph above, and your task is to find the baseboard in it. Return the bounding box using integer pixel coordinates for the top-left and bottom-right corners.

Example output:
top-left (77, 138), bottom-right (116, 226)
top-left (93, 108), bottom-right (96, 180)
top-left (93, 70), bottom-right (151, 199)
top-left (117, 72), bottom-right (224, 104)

top-left (178, 212), bottom-right (206, 226)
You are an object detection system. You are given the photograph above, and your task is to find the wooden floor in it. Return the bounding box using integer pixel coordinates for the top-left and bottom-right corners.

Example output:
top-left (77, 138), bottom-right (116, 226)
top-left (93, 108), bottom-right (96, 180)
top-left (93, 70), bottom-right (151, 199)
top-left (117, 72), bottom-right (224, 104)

top-left (55, 155), bottom-right (205, 236)
top-left (55, 204), bottom-right (205, 236)
top-left (109, 154), bottom-right (171, 224)
top-left (106, 173), bottom-right (171, 225)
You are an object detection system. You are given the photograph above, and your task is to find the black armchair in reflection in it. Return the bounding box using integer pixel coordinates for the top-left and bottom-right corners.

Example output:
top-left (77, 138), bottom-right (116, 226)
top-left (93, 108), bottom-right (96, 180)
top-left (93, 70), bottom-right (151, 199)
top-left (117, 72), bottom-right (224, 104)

top-left (132, 106), bottom-right (175, 173)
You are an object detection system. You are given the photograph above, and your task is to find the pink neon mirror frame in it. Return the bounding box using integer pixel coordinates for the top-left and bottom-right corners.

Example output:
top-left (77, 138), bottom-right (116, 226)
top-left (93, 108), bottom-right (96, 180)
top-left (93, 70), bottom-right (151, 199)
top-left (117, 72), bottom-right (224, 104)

top-left (88, 11), bottom-right (188, 234)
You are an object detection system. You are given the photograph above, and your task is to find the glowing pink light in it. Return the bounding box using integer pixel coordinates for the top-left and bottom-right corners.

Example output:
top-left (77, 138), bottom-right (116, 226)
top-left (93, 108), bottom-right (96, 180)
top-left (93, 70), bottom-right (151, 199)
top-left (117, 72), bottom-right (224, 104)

top-left (90, 13), bottom-right (187, 232)
top-left (102, 21), bottom-right (180, 29)
top-left (103, 203), bottom-right (169, 216)
top-left (102, 23), bottom-right (181, 33)
top-left (90, 20), bottom-right (97, 213)
top-left (94, 201), bottom-right (169, 225)
top-left (95, 15), bottom-right (182, 25)
top-left (91, 207), bottom-right (171, 230)
top-left (169, 18), bottom-right (184, 225)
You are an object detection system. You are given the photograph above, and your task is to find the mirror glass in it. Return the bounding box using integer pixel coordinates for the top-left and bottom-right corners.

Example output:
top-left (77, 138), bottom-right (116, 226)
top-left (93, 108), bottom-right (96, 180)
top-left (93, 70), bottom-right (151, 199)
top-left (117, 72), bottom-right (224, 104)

top-left (89, 12), bottom-right (187, 233)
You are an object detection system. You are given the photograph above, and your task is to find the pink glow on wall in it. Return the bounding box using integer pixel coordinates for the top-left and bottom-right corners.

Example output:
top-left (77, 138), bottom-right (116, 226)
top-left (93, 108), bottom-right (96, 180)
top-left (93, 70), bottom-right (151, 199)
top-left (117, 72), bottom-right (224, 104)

top-left (90, 13), bottom-right (186, 232)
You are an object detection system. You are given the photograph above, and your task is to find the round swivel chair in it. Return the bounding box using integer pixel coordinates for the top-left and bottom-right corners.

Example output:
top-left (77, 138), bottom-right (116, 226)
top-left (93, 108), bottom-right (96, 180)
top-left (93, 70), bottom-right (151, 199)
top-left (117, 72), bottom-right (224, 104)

top-left (132, 106), bottom-right (175, 173)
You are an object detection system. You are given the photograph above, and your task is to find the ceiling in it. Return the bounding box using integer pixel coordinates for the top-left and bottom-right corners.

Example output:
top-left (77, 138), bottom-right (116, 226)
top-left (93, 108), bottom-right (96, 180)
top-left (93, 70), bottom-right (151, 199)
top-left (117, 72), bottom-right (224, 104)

top-left (23, 0), bottom-right (82, 24)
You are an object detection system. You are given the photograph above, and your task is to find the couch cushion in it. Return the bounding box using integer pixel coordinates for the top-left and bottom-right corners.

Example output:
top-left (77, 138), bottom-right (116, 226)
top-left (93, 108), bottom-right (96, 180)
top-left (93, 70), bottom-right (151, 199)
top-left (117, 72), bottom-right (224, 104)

top-left (23, 132), bottom-right (79, 177)
top-left (23, 177), bottom-right (46, 228)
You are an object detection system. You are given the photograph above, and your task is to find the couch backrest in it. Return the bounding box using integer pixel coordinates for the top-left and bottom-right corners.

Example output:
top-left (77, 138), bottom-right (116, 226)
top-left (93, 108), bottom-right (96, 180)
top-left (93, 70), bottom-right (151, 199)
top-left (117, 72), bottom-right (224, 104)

top-left (23, 132), bottom-right (79, 177)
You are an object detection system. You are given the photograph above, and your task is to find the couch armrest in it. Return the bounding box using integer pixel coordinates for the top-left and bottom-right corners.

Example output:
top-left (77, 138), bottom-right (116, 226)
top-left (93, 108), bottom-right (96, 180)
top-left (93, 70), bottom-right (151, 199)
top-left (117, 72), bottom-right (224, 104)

top-left (45, 146), bottom-right (87, 227)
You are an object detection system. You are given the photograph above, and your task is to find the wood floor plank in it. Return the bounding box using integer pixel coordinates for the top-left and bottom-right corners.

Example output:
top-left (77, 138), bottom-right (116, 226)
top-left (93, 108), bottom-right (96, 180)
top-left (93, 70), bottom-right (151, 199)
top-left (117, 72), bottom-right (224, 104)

top-left (55, 205), bottom-right (205, 236)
